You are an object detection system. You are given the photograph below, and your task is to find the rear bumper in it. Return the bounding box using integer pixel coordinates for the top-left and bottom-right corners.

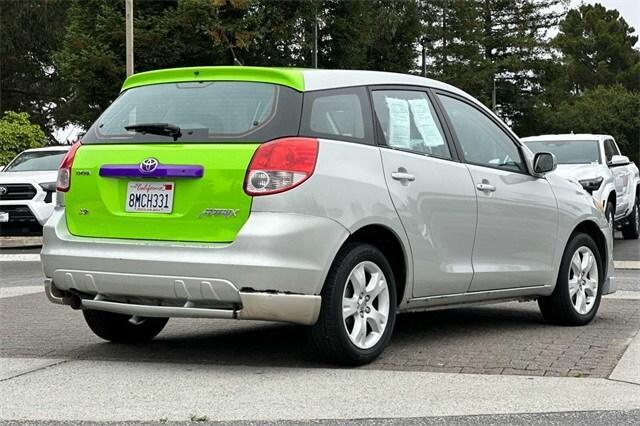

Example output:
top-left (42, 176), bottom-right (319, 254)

top-left (41, 207), bottom-right (349, 324)
top-left (45, 279), bottom-right (321, 325)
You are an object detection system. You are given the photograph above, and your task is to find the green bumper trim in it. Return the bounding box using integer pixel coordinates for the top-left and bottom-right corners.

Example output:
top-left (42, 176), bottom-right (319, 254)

top-left (121, 66), bottom-right (305, 92)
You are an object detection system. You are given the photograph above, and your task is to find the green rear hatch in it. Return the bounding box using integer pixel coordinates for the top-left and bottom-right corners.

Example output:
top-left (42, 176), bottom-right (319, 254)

top-left (64, 67), bottom-right (303, 243)
top-left (66, 143), bottom-right (258, 242)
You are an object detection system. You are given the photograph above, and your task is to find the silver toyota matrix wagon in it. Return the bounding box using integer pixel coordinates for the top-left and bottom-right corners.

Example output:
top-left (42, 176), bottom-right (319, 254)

top-left (42, 67), bottom-right (615, 365)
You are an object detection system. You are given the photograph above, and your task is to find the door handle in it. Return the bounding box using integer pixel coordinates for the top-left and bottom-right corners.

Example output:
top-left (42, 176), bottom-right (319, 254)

top-left (476, 183), bottom-right (496, 192)
top-left (391, 172), bottom-right (416, 182)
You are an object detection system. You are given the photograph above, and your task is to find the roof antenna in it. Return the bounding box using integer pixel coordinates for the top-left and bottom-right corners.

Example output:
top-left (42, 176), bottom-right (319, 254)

top-left (570, 130), bottom-right (574, 134)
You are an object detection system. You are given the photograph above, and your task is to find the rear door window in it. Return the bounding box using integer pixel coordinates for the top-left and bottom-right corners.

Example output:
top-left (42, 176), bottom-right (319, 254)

top-left (83, 81), bottom-right (302, 144)
top-left (300, 87), bottom-right (374, 144)
top-left (372, 90), bottom-right (451, 159)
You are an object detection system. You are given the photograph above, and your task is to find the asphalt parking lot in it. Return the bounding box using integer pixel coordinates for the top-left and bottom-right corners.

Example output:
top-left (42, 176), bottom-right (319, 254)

top-left (0, 235), bottom-right (638, 423)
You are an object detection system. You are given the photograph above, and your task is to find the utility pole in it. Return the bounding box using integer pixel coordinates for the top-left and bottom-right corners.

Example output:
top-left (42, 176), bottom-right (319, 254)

top-left (125, 0), bottom-right (134, 76)
top-left (492, 77), bottom-right (497, 113)
top-left (420, 37), bottom-right (429, 78)
top-left (312, 5), bottom-right (318, 69)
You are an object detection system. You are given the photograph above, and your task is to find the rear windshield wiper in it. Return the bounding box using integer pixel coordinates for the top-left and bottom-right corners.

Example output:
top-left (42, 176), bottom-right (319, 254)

top-left (125, 123), bottom-right (182, 141)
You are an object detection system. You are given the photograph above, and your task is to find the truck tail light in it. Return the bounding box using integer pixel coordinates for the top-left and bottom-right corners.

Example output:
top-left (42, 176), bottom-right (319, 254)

top-left (56, 141), bottom-right (82, 192)
top-left (244, 137), bottom-right (319, 196)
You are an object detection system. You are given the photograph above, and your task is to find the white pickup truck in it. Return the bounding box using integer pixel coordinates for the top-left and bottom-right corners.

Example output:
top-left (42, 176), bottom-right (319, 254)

top-left (522, 134), bottom-right (639, 240)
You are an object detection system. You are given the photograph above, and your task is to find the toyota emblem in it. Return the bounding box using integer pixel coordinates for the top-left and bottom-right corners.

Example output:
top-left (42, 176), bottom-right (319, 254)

top-left (139, 158), bottom-right (159, 174)
top-left (0, 186), bottom-right (6, 196)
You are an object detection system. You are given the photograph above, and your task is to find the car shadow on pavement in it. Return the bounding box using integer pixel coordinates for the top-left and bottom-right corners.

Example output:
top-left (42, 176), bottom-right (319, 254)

top-left (5, 292), bottom-right (636, 377)
top-left (68, 303), bottom-right (547, 369)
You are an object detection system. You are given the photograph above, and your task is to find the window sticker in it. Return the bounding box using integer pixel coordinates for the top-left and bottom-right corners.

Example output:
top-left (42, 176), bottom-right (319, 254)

top-left (385, 97), bottom-right (411, 148)
top-left (408, 98), bottom-right (445, 147)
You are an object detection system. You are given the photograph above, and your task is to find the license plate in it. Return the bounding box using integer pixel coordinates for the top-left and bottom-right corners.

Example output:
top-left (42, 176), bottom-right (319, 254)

top-left (0, 212), bottom-right (8, 222)
top-left (125, 181), bottom-right (174, 213)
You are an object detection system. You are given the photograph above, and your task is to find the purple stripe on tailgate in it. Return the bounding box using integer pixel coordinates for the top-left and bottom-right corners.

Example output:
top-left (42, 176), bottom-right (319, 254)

top-left (99, 164), bottom-right (204, 178)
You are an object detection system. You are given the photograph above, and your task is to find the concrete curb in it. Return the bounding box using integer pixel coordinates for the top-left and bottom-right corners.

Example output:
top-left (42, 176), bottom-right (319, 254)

top-left (609, 329), bottom-right (640, 385)
top-left (1, 359), bottom-right (639, 422)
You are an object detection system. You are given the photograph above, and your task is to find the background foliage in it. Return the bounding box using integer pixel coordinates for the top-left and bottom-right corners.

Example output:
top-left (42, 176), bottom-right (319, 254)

top-left (0, 0), bottom-right (638, 161)
top-left (0, 112), bottom-right (46, 165)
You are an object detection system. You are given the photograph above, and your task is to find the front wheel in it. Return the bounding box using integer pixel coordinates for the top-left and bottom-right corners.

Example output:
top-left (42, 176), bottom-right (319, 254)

top-left (83, 309), bottom-right (169, 343)
top-left (538, 233), bottom-right (603, 326)
top-left (620, 195), bottom-right (639, 239)
top-left (311, 243), bottom-right (397, 365)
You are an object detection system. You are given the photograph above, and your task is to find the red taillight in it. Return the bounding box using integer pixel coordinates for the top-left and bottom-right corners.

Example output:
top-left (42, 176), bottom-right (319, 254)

top-left (244, 137), bottom-right (319, 196)
top-left (56, 141), bottom-right (82, 192)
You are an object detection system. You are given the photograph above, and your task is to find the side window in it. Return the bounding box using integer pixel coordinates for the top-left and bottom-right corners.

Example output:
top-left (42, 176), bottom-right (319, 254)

top-left (301, 87), bottom-right (372, 143)
top-left (604, 140), bottom-right (618, 163)
top-left (371, 90), bottom-right (451, 159)
top-left (438, 95), bottom-right (524, 173)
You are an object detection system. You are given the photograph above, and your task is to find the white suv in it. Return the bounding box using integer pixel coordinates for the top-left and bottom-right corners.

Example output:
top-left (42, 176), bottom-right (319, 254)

top-left (522, 134), bottom-right (639, 240)
top-left (0, 146), bottom-right (70, 236)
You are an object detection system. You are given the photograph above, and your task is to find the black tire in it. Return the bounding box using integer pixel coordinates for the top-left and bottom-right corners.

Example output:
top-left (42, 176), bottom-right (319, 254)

top-left (538, 233), bottom-right (603, 326)
top-left (620, 195), bottom-right (639, 239)
top-left (310, 243), bottom-right (397, 366)
top-left (605, 201), bottom-right (615, 240)
top-left (83, 309), bottom-right (168, 343)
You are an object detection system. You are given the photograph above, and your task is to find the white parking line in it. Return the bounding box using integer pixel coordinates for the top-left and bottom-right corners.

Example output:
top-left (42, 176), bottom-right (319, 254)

top-left (614, 261), bottom-right (640, 270)
top-left (0, 286), bottom-right (43, 299)
top-left (604, 291), bottom-right (640, 300)
top-left (0, 254), bottom-right (40, 262)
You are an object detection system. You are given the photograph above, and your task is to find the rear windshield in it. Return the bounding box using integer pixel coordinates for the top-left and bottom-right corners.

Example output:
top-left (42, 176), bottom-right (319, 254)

top-left (83, 81), bottom-right (302, 144)
top-left (4, 151), bottom-right (67, 172)
top-left (524, 140), bottom-right (601, 164)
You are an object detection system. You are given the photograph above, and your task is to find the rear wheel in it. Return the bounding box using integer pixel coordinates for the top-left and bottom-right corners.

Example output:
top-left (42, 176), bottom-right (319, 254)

top-left (538, 233), bottom-right (603, 325)
top-left (83, 310), bottom-right (168, 343)
top-left (311, 243), bottom-right (397, 365)
top-left (620, 195), bottom-right (639, 239)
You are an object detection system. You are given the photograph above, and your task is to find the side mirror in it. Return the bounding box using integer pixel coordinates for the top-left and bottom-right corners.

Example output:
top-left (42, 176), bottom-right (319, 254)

top-left (0, 166), bottom-right (4, 172)
top-left (609, 155), bottom-right (630, 167)
top-left (533, 152), bottom-right (557, 176)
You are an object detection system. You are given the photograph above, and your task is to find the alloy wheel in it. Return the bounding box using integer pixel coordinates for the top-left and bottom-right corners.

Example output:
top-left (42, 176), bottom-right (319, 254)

top-left (342, 261), bottom-right (390, 349)
top-left (568, 246), bottom-right (599, 315)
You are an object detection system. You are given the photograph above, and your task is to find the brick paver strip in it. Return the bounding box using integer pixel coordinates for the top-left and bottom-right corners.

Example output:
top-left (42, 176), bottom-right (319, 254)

top-left (1, 293), bottom-right (639, 378)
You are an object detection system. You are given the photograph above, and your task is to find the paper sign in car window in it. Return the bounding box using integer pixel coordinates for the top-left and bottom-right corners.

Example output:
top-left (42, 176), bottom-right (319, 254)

top-left (408, 98), bottom-right (445, 147)
top-left (385, 97), bottom-right (411, 149)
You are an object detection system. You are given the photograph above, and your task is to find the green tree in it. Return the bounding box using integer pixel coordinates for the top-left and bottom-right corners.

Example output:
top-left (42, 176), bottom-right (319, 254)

top-left (53, 0), bottom-right (317, 128)
top-left (421, 0), bottom-right (566, 127)
top-left (324, 0), bottom-right (422, 72)
top-left (555, 86), bottom-right (639, 163)
top-left (55, 0), bottom-right (215, 129)
top-left (553, 3), bottom-right (640, 94)
top-left (522, 3), bottom-right (640, 147)
top-left (0, 111), bottom-right (46, 165)
top-left (0, 0), bottom-right (71, 139)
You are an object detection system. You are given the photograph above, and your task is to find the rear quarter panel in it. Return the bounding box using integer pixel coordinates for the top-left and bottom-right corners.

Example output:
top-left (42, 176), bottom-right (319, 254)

top-left (250, 139), bottom-right (413, 303)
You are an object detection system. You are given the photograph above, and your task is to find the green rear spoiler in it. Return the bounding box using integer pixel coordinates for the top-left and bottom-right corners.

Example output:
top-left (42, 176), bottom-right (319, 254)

top-left (121, 66), bottom-right (305, 92)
